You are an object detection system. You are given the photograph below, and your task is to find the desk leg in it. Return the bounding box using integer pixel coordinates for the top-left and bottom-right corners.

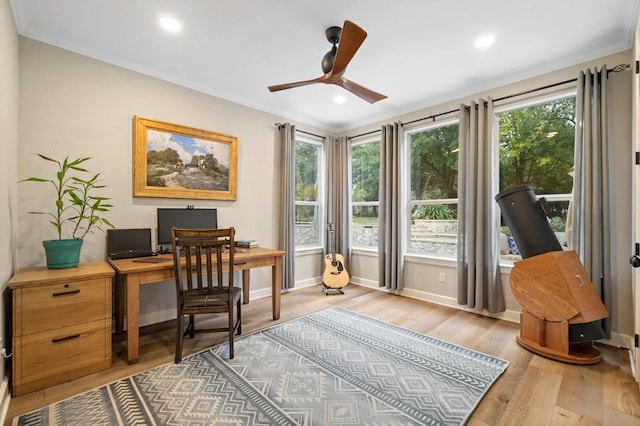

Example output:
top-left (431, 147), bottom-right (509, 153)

top-left (242, 270), bottom-right (250, 304)
top-left (115, 275), bottom-right (125, 334)
top-left (126, 274), bottom-right (141, 364)
top-left (272, 256), bottom-right (282, 320)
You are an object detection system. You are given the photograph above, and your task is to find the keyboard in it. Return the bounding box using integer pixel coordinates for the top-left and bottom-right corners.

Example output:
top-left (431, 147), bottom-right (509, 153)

top-left (109, 251), bottom-right (156, 260)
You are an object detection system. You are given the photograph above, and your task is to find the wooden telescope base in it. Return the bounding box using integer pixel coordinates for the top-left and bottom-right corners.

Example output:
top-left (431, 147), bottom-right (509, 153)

top-left (516, 331), bottom-right (602, 365)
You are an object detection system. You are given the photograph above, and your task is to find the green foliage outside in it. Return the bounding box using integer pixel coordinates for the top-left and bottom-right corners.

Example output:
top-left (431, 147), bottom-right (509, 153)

top-left (549, 216), bottom-right (566, 232)
top-left (498, 98), bottom-right (575, 194)
top-left (410, 124), bottom-right (459, 220)
top-left (405, 97), bottom-right (576, 228)
top-left (295, 141), bottom-right (319, 222)
top-left (351, 142), bottom-right (381, 222)
top-left (410, 124), bottom-right (459, 200)
top-left (351, 142), bottom-right (380, 202)
top-left (350, 142), bottom-right (380, 222)
top-left (295, 98), bottom-right (577, 236)
top-left (498, 97), bottom-right (575, 233)
top-left (413, 204), bottom-right (456, 220)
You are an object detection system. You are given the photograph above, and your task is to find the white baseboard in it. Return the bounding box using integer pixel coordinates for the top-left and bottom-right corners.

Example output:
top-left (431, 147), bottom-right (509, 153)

top-left (599, 332), bottom-right (632, 350)
top-left (0, 375), bottom-right (10, 426)
top-left (348, 276), bottom-right (381, 288)
top-left (400, 287), bottom-right (522, 323)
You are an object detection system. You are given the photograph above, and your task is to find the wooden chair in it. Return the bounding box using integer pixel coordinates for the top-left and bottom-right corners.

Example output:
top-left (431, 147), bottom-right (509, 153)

top-left (171, 227), bottom-right (241, 363)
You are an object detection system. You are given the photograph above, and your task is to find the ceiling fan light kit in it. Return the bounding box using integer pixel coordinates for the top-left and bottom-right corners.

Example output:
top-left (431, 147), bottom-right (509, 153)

top-left (268, 20), bottom-right (387, 104)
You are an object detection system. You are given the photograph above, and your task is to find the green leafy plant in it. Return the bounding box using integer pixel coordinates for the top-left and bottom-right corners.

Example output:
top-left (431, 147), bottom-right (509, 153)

top-left (549, 216), bottom-right (566, 232)
top-left (21, 154), bottom-right (115, 240)
top-left (414, 204), bottom-right (455, 220)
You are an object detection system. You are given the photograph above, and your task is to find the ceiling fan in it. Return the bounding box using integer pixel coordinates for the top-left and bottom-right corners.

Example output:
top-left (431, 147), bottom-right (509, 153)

top-left (268, 20), bottom-right (387, 104)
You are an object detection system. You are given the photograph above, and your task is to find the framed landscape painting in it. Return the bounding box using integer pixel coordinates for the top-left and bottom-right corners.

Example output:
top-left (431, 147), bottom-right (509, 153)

top-left (133, 116), bottom-right (238, 200)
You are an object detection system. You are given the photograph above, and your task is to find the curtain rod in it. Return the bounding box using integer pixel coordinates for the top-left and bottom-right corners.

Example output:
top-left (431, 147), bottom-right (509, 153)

top-left (297, 129), bottom-right (325, 139)
top-left (275, 123), bottom-right (325, 139)
top-left (347, 63), bottom-right (630, 139)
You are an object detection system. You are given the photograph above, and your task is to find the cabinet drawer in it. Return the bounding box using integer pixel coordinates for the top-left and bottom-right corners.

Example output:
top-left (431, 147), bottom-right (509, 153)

top-left (15, 277), bottom-right (110, 335)
top-left (14, 318), bottom-right (110, 387)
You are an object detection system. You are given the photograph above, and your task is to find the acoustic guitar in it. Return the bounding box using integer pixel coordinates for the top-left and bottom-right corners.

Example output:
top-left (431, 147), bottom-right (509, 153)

top-left (322, 223), bottom-right (349, 294)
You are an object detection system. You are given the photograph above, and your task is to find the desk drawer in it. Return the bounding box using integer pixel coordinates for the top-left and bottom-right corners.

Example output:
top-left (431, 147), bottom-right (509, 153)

top-left (15, 277), bottom-right (110, 335)
top-left (14, 318), bottom-right (110, 388)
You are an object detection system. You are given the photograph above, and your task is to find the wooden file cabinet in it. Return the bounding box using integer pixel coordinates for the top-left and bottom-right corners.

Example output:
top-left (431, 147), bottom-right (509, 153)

top-left (9, 261), bottom-right (114, 396)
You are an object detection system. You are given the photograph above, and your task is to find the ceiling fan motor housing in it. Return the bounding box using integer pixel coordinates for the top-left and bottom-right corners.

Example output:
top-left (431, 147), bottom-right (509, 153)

top-left (322, 26), bottom-right (342, 74)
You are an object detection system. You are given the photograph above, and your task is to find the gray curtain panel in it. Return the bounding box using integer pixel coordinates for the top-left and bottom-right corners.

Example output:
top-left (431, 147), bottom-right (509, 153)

top-left (277, 123), bottom-right (296, 290)
top-left (325, 136), bottom-right (351, 271)
top-left (571, 65), bottom-right (612, 336)
top-left (457, 99), bottom-right (505, 313)
top-left (378, 123), bottom-right (404, 291)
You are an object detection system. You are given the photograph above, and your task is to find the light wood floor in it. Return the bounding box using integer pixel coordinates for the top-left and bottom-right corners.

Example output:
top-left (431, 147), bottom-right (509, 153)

top-left (6, 284), bottom-right (640, 425)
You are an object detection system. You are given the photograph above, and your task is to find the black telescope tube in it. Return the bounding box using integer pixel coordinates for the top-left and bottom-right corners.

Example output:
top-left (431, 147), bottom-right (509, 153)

top-left (495, 184), bottom-right (562, 259)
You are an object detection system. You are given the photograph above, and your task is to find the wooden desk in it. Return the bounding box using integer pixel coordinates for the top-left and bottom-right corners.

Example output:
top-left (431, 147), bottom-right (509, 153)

top-left (108, 247), bottom-right (285, 363)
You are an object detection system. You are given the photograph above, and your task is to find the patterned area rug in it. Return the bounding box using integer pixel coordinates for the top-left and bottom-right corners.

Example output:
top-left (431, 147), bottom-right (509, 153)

top-left (14, 307), bottom-right (508, 425)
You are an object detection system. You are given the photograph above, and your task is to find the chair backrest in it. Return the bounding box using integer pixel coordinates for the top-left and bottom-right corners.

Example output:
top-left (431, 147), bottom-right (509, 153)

top-left (171, 227), bottom-right (235, 299)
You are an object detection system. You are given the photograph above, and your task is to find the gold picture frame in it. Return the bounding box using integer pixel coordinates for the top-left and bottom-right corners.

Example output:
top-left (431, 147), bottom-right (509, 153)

top-left (133, 116), bottom-right (237, 200)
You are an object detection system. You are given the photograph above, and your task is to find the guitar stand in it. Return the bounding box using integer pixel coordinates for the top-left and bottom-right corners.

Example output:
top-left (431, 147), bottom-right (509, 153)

top-left (322, 285), bottom-right (345, 295)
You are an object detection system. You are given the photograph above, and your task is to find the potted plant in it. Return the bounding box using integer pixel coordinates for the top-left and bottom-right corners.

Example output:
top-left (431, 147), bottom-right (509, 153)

top-left (21, 154), bottom-right (115, 269)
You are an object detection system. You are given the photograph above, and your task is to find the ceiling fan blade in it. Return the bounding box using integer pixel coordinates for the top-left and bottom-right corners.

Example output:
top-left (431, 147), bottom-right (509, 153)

top-left (268, 75), bottom-right (328, 92)
top-left (338, 77), bottom-right (387, 104)
top-left (331, 20), bottom-right (367, 75)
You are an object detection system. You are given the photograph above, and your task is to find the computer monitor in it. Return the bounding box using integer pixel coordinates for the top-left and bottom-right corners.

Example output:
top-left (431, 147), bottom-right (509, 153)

top-left (156, 208), bottom-right (218, 249)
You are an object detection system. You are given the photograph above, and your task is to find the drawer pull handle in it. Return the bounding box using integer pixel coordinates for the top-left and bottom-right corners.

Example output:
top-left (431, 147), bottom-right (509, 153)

top-left (52, 334), bottom-right (80, 344)
top-left (234, 261), bottom-right (247, 266)
top-left (52, 289), bottom-right (80, 297)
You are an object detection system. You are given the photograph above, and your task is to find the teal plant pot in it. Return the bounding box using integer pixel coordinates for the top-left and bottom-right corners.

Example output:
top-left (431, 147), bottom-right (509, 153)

top-left (42, 239), bottom-right (83, 269)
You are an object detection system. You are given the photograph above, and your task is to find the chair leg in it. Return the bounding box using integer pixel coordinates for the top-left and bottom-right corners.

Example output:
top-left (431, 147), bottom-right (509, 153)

top-left (188, 314), bottom-right (195, 338)
top-left (228, 309), bottom-right (234, 359)
top-left (237, 299), bottom-right (242, 335)
top-left (175, 314), bottom-right (183, 363)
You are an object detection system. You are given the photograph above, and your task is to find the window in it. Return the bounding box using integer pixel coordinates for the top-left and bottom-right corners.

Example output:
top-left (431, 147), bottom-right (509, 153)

top-left (406, 121), bottom-right (460, 257)
top-left (497, 94), bottom-right (576, 260)
top-left (295, 138), bottom-right (324, 248)
top-left (350, 139), bottom-right (380, 249)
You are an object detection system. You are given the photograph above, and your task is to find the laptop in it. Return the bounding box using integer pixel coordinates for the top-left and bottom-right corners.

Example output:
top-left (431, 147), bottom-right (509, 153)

top-left (107, 228), bottom-right (155, 259)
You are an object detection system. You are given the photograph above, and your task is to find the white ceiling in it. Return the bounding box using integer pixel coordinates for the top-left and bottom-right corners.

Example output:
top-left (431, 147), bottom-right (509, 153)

top-left (10, 0), bottom-right (639, 133)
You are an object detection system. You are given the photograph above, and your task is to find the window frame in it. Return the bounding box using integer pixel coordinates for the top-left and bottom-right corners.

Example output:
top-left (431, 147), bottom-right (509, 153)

top-left (493, 89), bottom-right (577, 263)
top-left (294, 136), bottom-right (325, 251)
top-left (349, 136), bottom-right (381, 252)
top-left (404, 118), bottom-right (460, 259)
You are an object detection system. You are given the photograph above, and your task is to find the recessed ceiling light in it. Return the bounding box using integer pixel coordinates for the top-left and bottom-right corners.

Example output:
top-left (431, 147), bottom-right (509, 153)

top-left (334, 95), bottom-right (346, 104)
top-left (159, 15), bottom-right (182, 33)
top-left (474, 34), bottom-right (495, 49)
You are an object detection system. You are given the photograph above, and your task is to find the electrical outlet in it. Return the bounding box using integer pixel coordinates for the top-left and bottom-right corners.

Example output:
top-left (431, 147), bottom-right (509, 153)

top-left (439, 272), bottom-right (447, 283)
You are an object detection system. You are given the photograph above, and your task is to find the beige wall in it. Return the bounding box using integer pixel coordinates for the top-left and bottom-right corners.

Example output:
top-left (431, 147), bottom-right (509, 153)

top-left (1, 0), bottom-right (19, 419)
